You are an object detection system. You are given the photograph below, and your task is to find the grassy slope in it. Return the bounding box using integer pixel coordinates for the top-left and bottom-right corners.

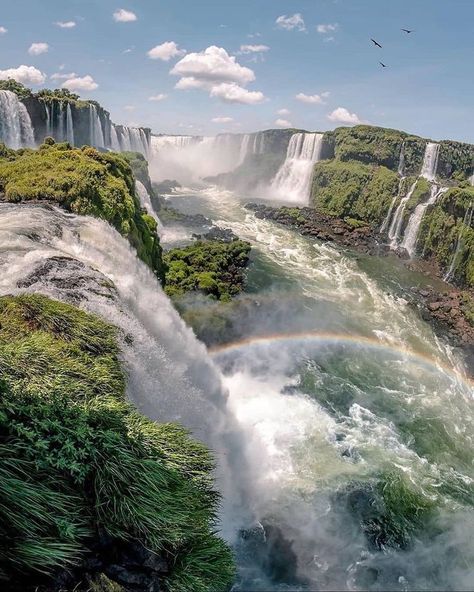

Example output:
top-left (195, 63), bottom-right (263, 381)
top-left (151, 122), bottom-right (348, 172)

top-left (0, 294), bottom-right (234, 591)
top-left (0, 141), bottom-right (165, 282)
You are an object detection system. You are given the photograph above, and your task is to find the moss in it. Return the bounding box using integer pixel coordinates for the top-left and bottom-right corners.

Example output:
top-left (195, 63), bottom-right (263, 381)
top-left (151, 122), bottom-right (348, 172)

top-left (0, 143), bottom-right (165, 282)
top-left (164, 240), bottom-right (251, 301)
top-left (311, 159), bottom-right (399, 225)
top-left (0, 294), bottom-right (234, 590)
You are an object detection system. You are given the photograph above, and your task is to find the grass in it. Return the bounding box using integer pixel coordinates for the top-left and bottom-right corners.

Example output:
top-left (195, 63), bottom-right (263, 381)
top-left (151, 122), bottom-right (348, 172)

top-left (0, 294), bottom-right (234, 590)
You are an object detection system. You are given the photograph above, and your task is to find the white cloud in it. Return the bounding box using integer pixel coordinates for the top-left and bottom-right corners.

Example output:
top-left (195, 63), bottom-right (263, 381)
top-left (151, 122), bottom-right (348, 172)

top-left (275, 118), bottom-right (293, 128)
top-left (51, 71), bottom-right (76, 80)
top-left (276, 14), bottom-right (306, 32)
top-left (277, 108), bottom-right (290, 116)
top-left (113, 9), bottom-right (137, 22)
top-left (317, 23), bottom-right (339, 34)
top-left (148, 93), bottom-right (168, 101)
top-left (28, 43), bottom-right (49, 56)
top-left (239, 44), bottom-right (270, 54)
top-left (55, 21), bottom-right (76, 29)
top-left (147, 41), bottom-right (185, 61)
top-left (327, 107), bottom-right (362, 125)
top-left (210, 83), bottom-right (265, 104)
top-left (0, 65), bottom-right (46, 85)
top-left (61, 74), bottom-right (98, 91)
top-left (0, 26), bottom-right (7, 35)
top-left (296, 92), bottom-right (327, 105)
top-left (171, 45), bottom-right (265, 104)
top-left (124, 105), bottom-right (135, 111)
top-left (212, 116), bottom-right (234, 123)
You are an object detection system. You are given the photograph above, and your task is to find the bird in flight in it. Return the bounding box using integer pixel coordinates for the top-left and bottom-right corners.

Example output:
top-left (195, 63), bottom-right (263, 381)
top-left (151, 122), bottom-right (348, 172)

top-left (401, 28), bottom-right (413, 34)
top-left (371, 38), bottom-right (383, 48)
top-left (379, 62), bottom-right (387, 68)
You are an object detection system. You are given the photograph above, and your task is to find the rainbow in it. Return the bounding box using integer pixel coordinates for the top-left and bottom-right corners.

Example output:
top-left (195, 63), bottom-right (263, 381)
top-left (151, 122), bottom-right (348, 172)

top-left (208, 331), bottom-right (474, 389)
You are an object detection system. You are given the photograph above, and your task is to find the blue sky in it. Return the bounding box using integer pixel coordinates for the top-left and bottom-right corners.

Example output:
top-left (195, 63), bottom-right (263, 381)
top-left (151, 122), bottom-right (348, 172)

top-left (0, 0), bottom-right (473, 142)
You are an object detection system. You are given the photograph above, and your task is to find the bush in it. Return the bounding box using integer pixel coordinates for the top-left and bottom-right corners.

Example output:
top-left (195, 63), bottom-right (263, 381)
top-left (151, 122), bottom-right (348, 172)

top-left (0, 294), bottom-right (234, 590)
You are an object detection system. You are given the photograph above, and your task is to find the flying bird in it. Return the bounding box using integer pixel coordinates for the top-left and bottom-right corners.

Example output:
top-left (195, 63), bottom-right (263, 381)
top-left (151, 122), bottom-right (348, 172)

top-left (401, 28), bottom-right (413, 34)
top-left (371, 38), bottom-right (383, 48)
top-left (379, 62), bottom-right (387, 68)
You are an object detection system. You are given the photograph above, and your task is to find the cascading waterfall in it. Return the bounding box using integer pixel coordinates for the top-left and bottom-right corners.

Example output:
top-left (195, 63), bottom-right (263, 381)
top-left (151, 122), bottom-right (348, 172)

top-left (135, 180), bottom-right (162, 228)
top-left (58, 102), bottom-right (65, 141)
top-left (110, 124), bottom-right (121, 151)
top-left (270, 132), bottom-right (324, 203)
top-left (380, 143), bottom-right (406, 233)
top-left (400, 185), bottom-right (448, 256)
top-left (89, 104), bottom-right (105, 147)
top-left (0, 90), bottom-right (35, 149)
top-left (66, 103), bottom-right (75, 145)
top-left (444, 201), bottom-right (473, 281)
top-left (44, 102), bottom-right (52, 138)
top-left (387, 142), bottom-right (440, 248)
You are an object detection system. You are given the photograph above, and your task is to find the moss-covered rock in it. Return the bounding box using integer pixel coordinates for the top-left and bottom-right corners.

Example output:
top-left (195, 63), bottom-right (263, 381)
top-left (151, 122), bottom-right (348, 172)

top-left (164, 239), bottom-right (251, 302)
top-left (311, 159), bottom-right (399, 225)
top-left (0, 142), bottom-right (165, 282)
top-left (0, 294), bottom-right (235, 591)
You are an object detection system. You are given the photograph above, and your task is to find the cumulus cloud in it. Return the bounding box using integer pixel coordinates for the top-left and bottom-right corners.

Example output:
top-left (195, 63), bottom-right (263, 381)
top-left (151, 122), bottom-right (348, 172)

top-left (50, 71), bottom-right (76, 80)
top-left (212, 116), bottom-right (234, 123)
top-left (55, 21), bottom-right (76, 28)
top-left (61, 74), bottom-right (98, 91)
top-left (171, 45), bottom-right (265, 104)
top-left (148, 93), bottom-right (168, 101)
top-left (28, 43), bottom-right (49, 56)
top-left (0, 65), bottom-right (46, 85)
top-left (113, 9), bottom-right (137, 22)
top-left (276, 14), bottom-right (306, 32)
top-left (296, 92), bottom-right (328, 104)
top-left (275, 118), bottom-right (293, 128)
top-left (0, 26), bottom-right (7, 35)
top-left (147, 41), bottom-right (185, 61)
top-left (210, 83), bottom-right (265, 104)
top-left (239, 44), bottom-right (270, 54)
top-left (277, 108), bottom-right (291, 116)
top-left (327, 107), bottom-right (362, 125)
top-left (317, 23), bottom-right (339, 34)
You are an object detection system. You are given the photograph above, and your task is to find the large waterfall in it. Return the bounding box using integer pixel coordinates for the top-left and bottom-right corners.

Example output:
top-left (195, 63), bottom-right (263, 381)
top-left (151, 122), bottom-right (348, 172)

top-left (0, 90), bottom-right (35, 149)
top-left (135, 180), bottom-right (162, 228)
top-left (270, 132), bottom-right (324, 203)
top-left (420, 142), bottom-right (440, 181)
top-left (89, 104), bottom-right (105, 148)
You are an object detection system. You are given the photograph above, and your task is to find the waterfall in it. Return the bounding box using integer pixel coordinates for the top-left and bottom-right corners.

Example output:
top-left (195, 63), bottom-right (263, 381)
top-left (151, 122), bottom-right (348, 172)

top-left (270, 132), bottom-right (324, 203)
top-left (110, 124), bottom-right (121, 151)
top-left (58, 102), bottom-right (65, 141)
top-left (237, 134), bottom-right (252, 166)
top-left (44, 102), bottom-right (52, 138)
top-left (380, 144), bottom-right (406, 233)
top-left (420, 142), bottom-right (440, 181)
top-left (470, 172), bottom-right (474, 186)
top-left (0, 90), bottom-right (35, 149)
top-left (400, 185), bottom-right (448, 257)
top-left (398, 142), bottom-right (405, 176)
top-left (444, 202), bottom-right (473, 282)
top-left (135, 180), bottom-right (162, 228)
top-left (89, 104), bottom-right (105, 147)
top-left (66, 103), bottom-right (75, 145)
top-left (387, 179), bottom-right (418, 245)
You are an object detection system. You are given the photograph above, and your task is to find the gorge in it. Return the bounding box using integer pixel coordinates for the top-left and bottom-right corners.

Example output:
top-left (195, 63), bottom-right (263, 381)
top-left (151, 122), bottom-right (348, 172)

top-left (0, 81), bottom-right (473, 592)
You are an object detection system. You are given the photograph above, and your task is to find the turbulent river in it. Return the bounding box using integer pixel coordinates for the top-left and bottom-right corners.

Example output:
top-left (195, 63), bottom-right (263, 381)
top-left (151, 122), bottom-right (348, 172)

top-left (0, 181), bottom-right (473, 590)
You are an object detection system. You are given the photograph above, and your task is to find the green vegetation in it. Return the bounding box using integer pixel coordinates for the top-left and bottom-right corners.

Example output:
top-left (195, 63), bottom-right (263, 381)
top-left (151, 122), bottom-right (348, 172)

top-left (0, 294), bottom-right (234, 590)
top-left (0, 79), bottom-right (33, 100)
top-left (164, 239), bottom-right (251, 302)
top-left (0, 141), bottom-right (165, 281)
top-left (311, 159), bottom-right (399, 225)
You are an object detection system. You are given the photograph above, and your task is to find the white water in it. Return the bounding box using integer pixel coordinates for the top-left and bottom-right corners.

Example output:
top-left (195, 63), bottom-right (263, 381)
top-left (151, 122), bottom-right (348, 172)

top-left (135, 180), bottom-right (162, 228)
top-left (0, 90), bottom-right (35, 149)
top-left (444, 202), bottom-right (473, 281)
top-left (401, 185), bottom-right (448, 257)
top-left (89, 104), bottom-right (105, 148)
top-left (270, 132), bottom-right (324, 204)
top-left (420, 142), bottom-right (440, 181)
top-left (380, 144), bottom-right (406, 233)
top-left (387, 142), bottom-right (440, 248)
top-left (66, 103), bottom-right (75, 145)
top-left (44, 102), bottom-right (52, 138)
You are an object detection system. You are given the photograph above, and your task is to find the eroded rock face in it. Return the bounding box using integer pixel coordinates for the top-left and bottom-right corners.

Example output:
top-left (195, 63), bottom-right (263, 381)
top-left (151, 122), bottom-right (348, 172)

top-left (18, 256), bottom-right (117, 304)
